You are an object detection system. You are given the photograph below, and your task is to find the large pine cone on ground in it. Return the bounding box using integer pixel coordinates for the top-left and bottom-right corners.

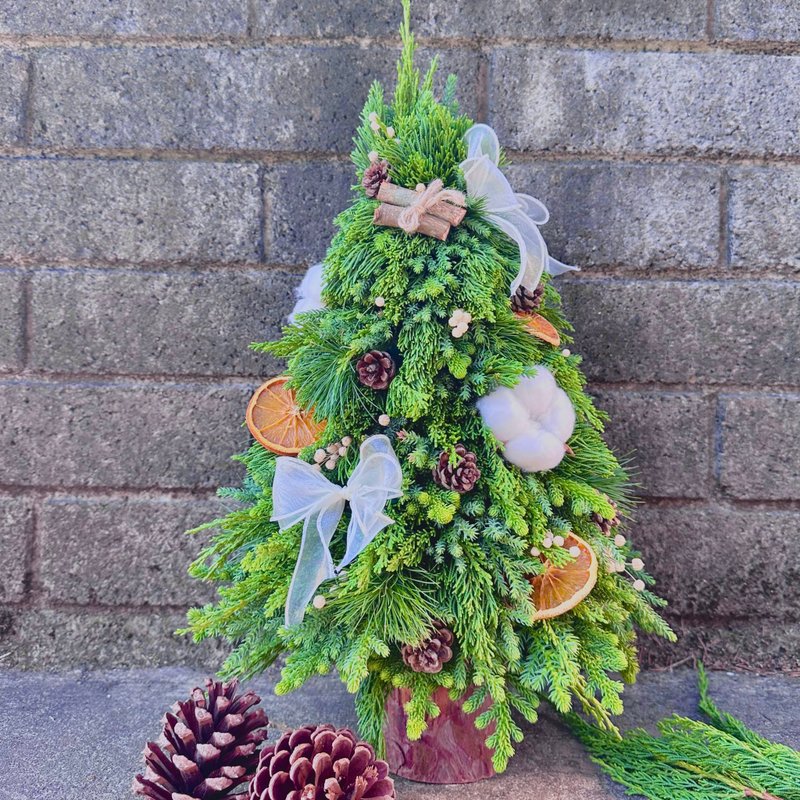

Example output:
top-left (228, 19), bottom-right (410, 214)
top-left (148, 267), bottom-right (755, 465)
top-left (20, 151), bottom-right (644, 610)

top-left (249, 724), bottom-right (395, 800)
top-left (134, 678), bottom-right (268, 800)
top-left (401, 622), bottom-right (455, 674)
top-left (432, 444), bottom-right (481, 493)
top-left (356, 350), bottom-right (396, 390)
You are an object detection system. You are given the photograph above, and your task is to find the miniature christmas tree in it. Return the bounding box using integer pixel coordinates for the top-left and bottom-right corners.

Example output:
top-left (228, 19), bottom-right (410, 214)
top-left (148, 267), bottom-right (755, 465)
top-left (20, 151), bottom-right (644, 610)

top-left (187, 1), bottom-right (675, 773)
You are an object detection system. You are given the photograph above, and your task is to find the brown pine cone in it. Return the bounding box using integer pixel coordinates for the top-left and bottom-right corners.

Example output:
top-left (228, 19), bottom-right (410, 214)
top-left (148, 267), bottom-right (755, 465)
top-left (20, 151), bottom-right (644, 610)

top-left (249, 724), bottom-right (396, 800)
top-left (401, 622), bottom-right (455, 674)
top-left (356, 350), bottom-right (396, 390)
top-left (510, 283), bottom-right (544, 313)
top-left (592, 499), bottom-right (620, 536)
top-left (362, 160), bottom-right (390, 199)
top-left (432, 444), bottom-right (480, 493)
top-left (133, 678), bottom-right (267, 800)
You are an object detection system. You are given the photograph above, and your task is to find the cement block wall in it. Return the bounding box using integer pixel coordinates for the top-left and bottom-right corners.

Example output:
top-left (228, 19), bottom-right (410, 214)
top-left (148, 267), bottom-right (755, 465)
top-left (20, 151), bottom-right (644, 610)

top-left (0, 1), bottom-right (797, 670)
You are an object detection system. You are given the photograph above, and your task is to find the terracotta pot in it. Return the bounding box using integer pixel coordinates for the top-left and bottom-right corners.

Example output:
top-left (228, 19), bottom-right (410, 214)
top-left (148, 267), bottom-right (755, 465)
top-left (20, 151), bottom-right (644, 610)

top-left (383, 686), bottom-right (496, 784)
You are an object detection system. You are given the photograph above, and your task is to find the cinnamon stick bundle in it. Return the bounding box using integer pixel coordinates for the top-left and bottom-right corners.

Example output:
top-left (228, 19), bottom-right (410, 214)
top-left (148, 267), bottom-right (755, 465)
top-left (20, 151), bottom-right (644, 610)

top-left (373, 203), bottom-right (451, 241)
top-left (376, 182), bottom-right (467, 226)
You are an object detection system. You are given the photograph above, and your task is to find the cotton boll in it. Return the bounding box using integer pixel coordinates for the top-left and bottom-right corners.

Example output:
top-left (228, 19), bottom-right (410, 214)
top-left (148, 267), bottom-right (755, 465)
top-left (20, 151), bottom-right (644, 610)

top-left (476, 388), bottom-right (530, 443)
top-left (538, 388), bottom-right (576, 441)
top-left (288, 262), bottom-right (325, 323)
top-left (515, 368), bottom-right (557, 418)
top-left (504, 430), bottom-right (565, 472)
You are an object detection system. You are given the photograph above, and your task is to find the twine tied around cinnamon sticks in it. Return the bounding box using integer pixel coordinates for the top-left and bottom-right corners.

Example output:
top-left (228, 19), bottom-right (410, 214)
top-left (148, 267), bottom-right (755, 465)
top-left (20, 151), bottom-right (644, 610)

top-left (373, 179), bottom-right (467, 241)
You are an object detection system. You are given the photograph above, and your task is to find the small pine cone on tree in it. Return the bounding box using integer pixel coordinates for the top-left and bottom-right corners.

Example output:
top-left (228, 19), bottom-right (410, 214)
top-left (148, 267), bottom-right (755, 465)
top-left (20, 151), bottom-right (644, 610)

top-left (510, 283), bottom-right (544, 313)
top-left (362, 160), bottom-right (390, 198)
top-left (432, 444), bottom-right (480, 493)
top-left (248, 724), bottom-right (396, 800)
top-left (401, 621), bottom-right (454, 674)
top-left (592, 499), bottom-right (620, 536)
top-left (134, 678), bottom-right (268, 800)
top-left (356, 350), bottom-right (396, 390)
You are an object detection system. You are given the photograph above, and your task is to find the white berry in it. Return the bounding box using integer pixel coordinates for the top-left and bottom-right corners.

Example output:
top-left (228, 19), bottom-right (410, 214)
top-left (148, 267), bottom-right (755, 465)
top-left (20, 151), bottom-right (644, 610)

top-left (312, 594), bottom-right (327, 609)
top-left (614, 534), bottom-right (626, 547)
top-left (530, 547), bottom-right (540, 557)
top-left (368, 150), bottom-right (379, 161)
top-left (370, 121), bottom-right (380, 132)
top-left (314, 448), bottom-right (326, 463)
top-left (386, 126), bottom-right (395, 138)
top-left (368, 112), bottom-right (378, 123)
top-left (569, 545), bottom-right (581, 558)
top-left (542, 537), bottom-right (553, 549)
top-left (553, 535), bottom-right (565, 547)
top-left (375, 296), bottom-right (386, 307)
top-left (633, 579), bottom-right (645, 592)
top-left (338, 446), bottom-right (348, 457)
top-left (378, 414), bottom-right (391, 426)
top-left (325, 457), bottom-right (338, 470)
top-left (561, 348), bottom-right (571, 357)
top-left (341, 436), bottom-right (353, 446)
top-left (452, 323), bottom-right (468, 338)
top-left (631, 558), bottom-right (644, 571)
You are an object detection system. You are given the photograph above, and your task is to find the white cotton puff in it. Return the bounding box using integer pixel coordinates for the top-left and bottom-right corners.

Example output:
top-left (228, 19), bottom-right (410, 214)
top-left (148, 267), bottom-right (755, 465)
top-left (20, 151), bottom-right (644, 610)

top-left (288, 263), bottom-right (325, 323)
top-left (478, 365), bottom-right (576, 473)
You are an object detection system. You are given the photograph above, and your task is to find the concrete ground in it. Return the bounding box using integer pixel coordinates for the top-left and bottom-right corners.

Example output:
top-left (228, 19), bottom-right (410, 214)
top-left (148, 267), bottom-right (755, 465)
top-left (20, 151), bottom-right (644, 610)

top-left (0, 667), bottom-right (797, 800)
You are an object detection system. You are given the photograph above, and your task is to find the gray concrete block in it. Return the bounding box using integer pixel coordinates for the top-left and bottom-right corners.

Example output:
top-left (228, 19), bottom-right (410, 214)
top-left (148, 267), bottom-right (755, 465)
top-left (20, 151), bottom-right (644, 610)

top-left (560, 279), bottom-right (800, 386)
top-left (491, 49), bottom-right (800, 157)
top-left (265, 162), bottom-right (353, 265)
top-left (715, 0), bottom-right (800, 42)
top-left (0, 497), bottom-right (32, 601)
top-left (37, 496), bottom-right (221, 606)
top-left (729, 167), bottom-right (800, 271)
top-left (0, 379), bottom-right (251, 489)
top-left (506, 163), bottom-right (719, 269)
top-left (0, 158), bottom-right (261, 264)
top-left (0, 51), bottom-right (27, 145)
top-left (254, 0), bottom-right (706, 40)
top-left (593, 390), bottom-right (713, 498)
top-left (632, 505), bottom-right (800, 619)
top-left (719, 393), bottom-right (800, 500)
top-left (0, 271), bottom-right (24, 372)
top-left (0, 0), bottom-right (249, 35)
top-left (29, 268), bottom-right (297, 376)
top-left (30, 46), bottom-right (479, 152)
top-left (0, 608), bottom-right (226, 669)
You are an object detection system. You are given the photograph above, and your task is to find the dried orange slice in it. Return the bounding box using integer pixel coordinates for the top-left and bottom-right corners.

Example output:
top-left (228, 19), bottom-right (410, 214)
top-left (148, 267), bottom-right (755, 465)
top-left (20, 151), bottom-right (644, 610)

top-left (516, 311), bottom-right (561, 347)
top-left (245, 376), bottom-right (325, 455)
top-left (530, 533), bottom-right (597, 620)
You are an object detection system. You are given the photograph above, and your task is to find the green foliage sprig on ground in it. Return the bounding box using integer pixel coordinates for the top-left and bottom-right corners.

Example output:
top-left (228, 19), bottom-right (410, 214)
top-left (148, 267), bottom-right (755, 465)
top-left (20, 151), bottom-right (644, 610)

top-left (570, 665), bottom-right (800, 800)
top-left (186, 0), bottom-right (674, 772)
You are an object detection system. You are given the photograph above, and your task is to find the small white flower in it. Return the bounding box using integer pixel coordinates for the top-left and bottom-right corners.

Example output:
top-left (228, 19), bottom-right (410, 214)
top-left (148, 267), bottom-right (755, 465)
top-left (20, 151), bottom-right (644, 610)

top-left (631, 557), bottom-right (644, 571)
top-left (633, 579), bottom-right (646, 592)
top-left (614, 534), bottom-right (626, 547)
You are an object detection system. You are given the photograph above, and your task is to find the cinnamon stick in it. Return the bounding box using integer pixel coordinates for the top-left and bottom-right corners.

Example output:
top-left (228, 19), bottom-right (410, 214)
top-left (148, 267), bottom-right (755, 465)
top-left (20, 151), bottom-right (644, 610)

top-left (377, 182), bottom-right (467, 226)
top-left (373, 203), bottom-right (451, 241)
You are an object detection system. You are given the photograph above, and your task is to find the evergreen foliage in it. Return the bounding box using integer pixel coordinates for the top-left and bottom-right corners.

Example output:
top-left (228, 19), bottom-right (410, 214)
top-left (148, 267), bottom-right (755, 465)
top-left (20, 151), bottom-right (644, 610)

top-left (570, 665), bottom-right (800, 800)
top-left (186, 0), bottom-right (674, 771)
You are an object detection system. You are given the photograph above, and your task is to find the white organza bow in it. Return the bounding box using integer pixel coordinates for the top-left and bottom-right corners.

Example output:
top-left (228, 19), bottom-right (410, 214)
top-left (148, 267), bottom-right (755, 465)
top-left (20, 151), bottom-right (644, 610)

top-left (271, 434), bottom-right (403, 626)
top-left (460, 123), bottom-right (577, 294)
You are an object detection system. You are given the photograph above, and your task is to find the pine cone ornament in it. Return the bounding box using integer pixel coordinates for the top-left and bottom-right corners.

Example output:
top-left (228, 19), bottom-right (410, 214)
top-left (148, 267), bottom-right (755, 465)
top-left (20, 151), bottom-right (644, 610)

top-left (356, 350), bottom-right (396, 390)
top-left (592, 499), bottom-right (620, 536)
top-left (510, 283), bottom-right (544, 313)
top-left (362, 160), bottom-right (390, 199)
top-left (432, 444), bottom-right (481, 493)
top-left (134, 678), bottom-right (268, 800)
top-left (401, 622), bottom-right (454, 674)
top-left (249, 724), bottom-right (396, 800)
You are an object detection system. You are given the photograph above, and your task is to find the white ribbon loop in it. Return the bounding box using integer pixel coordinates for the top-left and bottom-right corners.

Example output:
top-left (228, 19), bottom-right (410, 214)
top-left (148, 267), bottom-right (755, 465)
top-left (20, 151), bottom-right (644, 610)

top-left (460, 123), bottom-right (578, 294)
top-left (271, 435), bottom-right (403, 627)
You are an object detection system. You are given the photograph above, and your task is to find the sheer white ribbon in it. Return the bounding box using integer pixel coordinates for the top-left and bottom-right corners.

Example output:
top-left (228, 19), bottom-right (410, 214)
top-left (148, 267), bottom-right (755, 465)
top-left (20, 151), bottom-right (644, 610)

top-left (272, 434), bottom-right (403, 626)
top-left (460, 123), bottom-right (577, 294)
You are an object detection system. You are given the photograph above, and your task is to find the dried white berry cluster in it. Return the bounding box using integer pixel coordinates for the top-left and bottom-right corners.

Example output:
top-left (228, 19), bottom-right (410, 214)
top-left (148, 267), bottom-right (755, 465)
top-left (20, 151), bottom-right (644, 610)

top-left (448, 308), bottom-right (472, 338)
top-left (313, 436), bottom-right (353, 471)
top-left (605, 543), bottom-right (647, 591)
top-left (368, 111), bottom-right (395, 139)
top-left (530, 533), bottom-right (582, 560)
